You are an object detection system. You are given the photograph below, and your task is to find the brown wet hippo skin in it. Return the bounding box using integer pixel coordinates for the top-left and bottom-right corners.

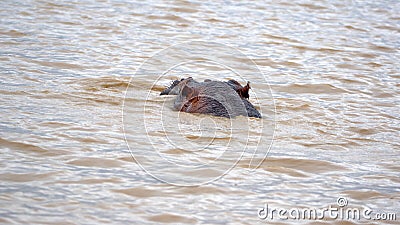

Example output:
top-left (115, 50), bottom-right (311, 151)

top-left (160, 77), bottom-right (261, 118)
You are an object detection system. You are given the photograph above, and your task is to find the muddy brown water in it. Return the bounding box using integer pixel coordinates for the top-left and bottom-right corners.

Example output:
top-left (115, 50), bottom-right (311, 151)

top-left (1, 0), bottom-right (399, 224)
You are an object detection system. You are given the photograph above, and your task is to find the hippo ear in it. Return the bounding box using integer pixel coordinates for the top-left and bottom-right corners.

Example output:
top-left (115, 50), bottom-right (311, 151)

top-left (181, 85), bottom-right (193, 97)
top-left (238, 81), bottom-right (250, 99)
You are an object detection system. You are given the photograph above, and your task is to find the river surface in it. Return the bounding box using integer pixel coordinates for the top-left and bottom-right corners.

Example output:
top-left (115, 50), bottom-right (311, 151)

top-left (1, 0), bottom-right (399, 224)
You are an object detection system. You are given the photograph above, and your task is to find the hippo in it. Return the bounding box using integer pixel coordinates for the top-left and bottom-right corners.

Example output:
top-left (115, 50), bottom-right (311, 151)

top-left (160, 77), bottom-right (261, 118)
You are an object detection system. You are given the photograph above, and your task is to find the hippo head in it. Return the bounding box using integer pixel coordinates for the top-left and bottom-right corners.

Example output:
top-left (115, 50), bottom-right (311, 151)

top-left (160, 77), bottom-right (261, 118)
